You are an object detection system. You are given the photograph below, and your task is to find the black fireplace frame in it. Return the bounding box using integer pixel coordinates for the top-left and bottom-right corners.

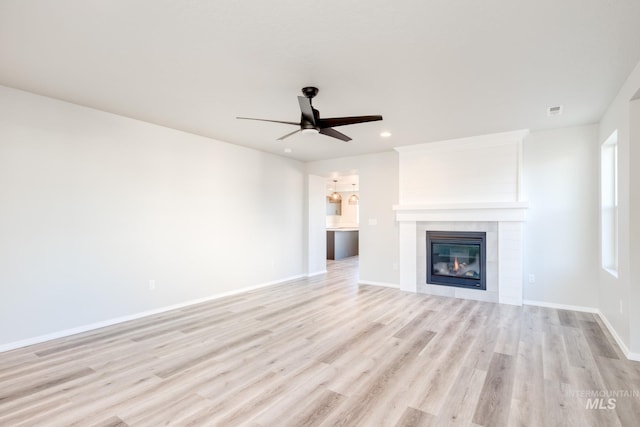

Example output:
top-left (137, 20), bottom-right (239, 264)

top-left (426, 231), bottom-right (486, 290)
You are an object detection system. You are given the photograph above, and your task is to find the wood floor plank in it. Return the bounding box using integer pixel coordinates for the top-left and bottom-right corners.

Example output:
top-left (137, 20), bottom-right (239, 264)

top-left (434, 365), bottom-right (487, 425)
top-left (542, 379), bottom-right (589, 427)
top-left (90, 416), bottom-right (129, 427)
top-left (284, 389), bottom-right (346, 427)
top-left (251, 367), bottom-right (343, 427)
top-left (120, 390), bottom-right (210, 426)
top-left (393, 311), bottom-right (435, 339)
top-left (0, 367), bottom-right (95, 405)
top-left (562, 324), bottom-right (594, 369)
top-left (411, 309), bottom-right (485, 415)
top-left (319, 329), bottom-right (436, 426)
top-left (324, 354), bottom-right (379, 397)
top-left (472, 352), bottom-right (516, 427)
top-left (593, 355), bottom-right (640, 427)
top-left (212, 362), bottom-right (330, 426)
top-left (510, 315), bottom-right (545, 426)
top-left (493, 322), bottom-right (522, 356)
top-left (543, 325), bottom-right (572, 383)
top-left (394, 407), bottom-right (436, 427)
top-left (580, 320), bottom-right (620, 359)
top-left (567, 365), bottom-right (622, 427)
top-left (558, 309), bottom-right (581, 328)
top-left (317, 321), bottom-right (385, 364)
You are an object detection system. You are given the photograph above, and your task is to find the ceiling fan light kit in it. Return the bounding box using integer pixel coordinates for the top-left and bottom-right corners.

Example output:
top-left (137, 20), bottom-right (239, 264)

top-left (237, 87), bottom-right (383, 142)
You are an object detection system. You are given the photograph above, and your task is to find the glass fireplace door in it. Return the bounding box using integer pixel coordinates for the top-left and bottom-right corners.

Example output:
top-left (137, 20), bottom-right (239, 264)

top-left (426, 231), bottom-right (486, 290)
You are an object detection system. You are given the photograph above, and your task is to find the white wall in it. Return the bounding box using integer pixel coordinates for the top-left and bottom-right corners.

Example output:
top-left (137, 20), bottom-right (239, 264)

top-left (0, 86), bottom-right (306, 348)
top-left (598, 60), bottom-right (640, 355)
top-left (397, 131), bottom-right (525, 204)
top-left (522, 126), bottom-right (599, 308)
top-left (307, 151), bottom-right (400, 287)
top-left (307, 174), bottom-right (327, 275)
top-left (630, 98), bottom-right (640, 353)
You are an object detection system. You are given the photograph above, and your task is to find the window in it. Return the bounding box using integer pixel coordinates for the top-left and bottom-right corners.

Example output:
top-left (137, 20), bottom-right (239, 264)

top-left (601, 130), bottom-right (618, 276)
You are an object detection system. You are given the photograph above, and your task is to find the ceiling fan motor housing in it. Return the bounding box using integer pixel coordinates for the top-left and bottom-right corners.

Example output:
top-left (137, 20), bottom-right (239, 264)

top-left (301, 86), bottom-right (319, 99)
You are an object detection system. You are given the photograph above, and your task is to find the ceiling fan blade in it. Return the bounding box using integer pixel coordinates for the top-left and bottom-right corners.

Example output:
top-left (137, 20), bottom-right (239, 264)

top-left (277, 129), bottom-right (301, 140)
top-left (317, 115), bottom-right (383, 128)
top-left (319, 127), bottom-right (352, 142)
top-left (237, 117), bottom-right (300, 126)
top-left (297, 96), bottom-right (317, 126)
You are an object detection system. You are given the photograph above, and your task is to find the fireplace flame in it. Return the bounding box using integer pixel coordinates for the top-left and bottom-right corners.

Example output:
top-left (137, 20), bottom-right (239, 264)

top-left (453, 257), bottom-right (459, 272)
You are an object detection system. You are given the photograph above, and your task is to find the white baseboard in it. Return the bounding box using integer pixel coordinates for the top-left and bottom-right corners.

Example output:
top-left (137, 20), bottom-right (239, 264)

top-left (595, 310), bottom-right (640, 362)
top-left (0, 273), bottom-right (305, 354)
top-left (523, 299), bottom-right (599, 313)
top-left (359, 280), bottom-right (400, 289)
top-left (627, 350), bottom-right (640, 361)
top-left (500, 296), bottom-right (523, 306)
top-left (524, 299), bottom-right (640, 362)
top-left (306, 270), bottom-right (327, 277)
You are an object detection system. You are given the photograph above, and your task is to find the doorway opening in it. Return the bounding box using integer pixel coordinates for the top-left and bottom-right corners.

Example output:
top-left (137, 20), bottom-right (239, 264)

top-left (325, 174), bottom-right (360, 269)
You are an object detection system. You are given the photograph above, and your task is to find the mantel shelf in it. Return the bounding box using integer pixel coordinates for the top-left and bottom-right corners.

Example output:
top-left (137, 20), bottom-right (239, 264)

top-left (393, 201), bottom-right (529, 223)
top-left (393, 201), bottom-right (529, 211)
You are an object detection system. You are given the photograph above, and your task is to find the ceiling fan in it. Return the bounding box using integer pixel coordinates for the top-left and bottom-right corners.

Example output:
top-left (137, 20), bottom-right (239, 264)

top-left (237, 87), bottom-right (383, 142)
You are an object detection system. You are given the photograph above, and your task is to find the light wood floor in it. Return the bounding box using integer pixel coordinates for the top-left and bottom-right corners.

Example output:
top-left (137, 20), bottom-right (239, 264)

top-left (1, 257), bottom-right (639, 426)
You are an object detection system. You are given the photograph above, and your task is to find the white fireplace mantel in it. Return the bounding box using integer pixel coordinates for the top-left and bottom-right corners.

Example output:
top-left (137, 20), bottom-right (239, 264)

top-left (394, 130), bottom-right (530, 306)
top-left (393, 201), bottom-right (529, 222)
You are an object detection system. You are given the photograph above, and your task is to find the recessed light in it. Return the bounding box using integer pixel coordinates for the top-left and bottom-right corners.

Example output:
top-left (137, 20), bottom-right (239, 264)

top-left (283, 148), bottom-right (292, 153)
top-left (380, 131), bottom-right (392, 138)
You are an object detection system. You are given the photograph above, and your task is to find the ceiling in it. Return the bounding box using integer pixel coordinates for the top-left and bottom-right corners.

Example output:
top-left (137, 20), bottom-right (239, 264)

top-left (1, 1), bottom-right (639, 162)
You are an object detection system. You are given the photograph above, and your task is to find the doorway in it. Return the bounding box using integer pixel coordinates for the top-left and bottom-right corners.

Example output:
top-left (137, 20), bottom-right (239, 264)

top-left (325, 175), bottom-right (360, 262)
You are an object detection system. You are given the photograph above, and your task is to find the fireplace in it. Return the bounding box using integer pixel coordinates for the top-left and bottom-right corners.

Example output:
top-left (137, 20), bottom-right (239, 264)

top-left (426, 231), bottom-right (486, 290)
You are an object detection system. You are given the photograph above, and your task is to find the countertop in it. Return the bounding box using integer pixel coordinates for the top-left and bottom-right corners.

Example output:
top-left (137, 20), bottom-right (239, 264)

top-left (326, 228), bottom-right (359, 232)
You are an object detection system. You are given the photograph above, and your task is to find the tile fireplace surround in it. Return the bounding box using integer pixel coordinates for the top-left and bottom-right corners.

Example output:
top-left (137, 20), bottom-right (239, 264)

top-left (394, 203), bottom-right (528, 305)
